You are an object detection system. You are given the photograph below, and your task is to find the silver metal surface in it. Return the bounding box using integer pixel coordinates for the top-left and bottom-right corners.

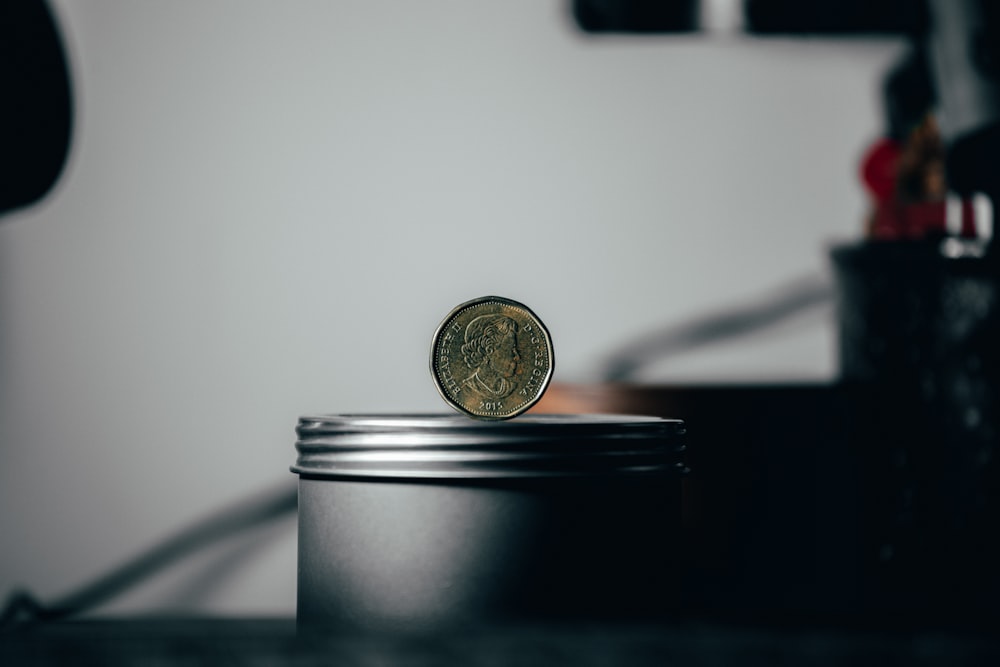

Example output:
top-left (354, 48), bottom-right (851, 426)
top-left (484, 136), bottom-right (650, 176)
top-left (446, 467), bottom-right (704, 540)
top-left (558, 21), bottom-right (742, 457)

top-left (293, 413), bottom-right (685, 479)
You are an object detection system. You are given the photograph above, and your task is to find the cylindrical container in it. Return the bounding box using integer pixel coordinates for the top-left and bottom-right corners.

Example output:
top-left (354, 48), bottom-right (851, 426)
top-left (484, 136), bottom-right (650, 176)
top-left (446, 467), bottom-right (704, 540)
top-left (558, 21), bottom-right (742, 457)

top-left (832, 241), bottom-right (1000, 619)
top-left (292, 413), bottom-right (685, 633)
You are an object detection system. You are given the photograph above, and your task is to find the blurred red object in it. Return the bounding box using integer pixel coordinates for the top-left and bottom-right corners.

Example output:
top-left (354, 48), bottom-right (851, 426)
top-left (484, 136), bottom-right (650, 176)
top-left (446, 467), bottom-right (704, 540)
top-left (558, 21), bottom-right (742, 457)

top-left (860, 137), bottom-right (902, 203)
top-left (869, 198), bottom-right (979, 240)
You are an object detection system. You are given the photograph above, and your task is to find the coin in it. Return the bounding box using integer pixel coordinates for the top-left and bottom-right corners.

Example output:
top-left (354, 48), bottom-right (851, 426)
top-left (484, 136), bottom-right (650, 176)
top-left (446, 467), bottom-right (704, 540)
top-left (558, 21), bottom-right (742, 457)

top-left (430, 296), bottom-right (554, 420)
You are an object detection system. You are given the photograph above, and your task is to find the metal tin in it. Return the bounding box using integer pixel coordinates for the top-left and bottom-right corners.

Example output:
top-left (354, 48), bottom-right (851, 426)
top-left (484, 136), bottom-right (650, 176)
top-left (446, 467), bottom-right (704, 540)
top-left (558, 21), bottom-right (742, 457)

top-left (293, 413), bottom-right (686, 633)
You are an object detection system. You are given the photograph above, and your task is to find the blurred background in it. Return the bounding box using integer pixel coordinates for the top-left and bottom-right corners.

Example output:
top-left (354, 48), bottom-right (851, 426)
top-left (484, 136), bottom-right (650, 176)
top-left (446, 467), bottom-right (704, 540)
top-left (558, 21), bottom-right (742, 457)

top-left (1, 0), bottom-right (908, 616)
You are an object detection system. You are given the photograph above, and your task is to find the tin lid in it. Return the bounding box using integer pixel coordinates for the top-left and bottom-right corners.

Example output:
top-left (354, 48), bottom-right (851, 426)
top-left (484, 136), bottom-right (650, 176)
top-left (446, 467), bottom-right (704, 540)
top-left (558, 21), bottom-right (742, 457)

top-left (292, 413), bottom-right (686, 480)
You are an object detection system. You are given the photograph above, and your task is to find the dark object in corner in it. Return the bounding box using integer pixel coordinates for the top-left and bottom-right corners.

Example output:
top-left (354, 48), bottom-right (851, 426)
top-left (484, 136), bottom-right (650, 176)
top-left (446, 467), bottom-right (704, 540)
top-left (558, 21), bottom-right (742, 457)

top-left (744, 0), bottom-right (928, 35)
top-left (0, 0), bottom-right (73, 215)
top-left (572, 0), bottom-right (927, 35)
top-left (572, 0), bottom-right (698, 33)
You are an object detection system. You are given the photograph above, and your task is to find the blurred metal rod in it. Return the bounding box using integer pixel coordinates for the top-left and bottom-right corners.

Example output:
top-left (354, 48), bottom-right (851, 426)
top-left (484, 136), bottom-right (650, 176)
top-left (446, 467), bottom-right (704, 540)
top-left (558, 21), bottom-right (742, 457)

top-left (599, 274), bottom-right (834, 383)
top-left (1, 481), bottom-right (297, 628)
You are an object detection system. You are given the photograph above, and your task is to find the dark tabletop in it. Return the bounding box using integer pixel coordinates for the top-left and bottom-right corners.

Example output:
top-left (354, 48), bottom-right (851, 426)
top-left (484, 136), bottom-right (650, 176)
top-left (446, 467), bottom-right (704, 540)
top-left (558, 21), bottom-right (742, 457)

top-left (3, 617), bottom-right (999, 666)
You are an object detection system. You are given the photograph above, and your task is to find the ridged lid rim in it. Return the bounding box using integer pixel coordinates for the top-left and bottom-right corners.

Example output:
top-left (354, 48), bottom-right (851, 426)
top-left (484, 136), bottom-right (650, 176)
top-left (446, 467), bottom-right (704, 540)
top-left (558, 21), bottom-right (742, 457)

top-left (292, 413), bottom-right (685, 480)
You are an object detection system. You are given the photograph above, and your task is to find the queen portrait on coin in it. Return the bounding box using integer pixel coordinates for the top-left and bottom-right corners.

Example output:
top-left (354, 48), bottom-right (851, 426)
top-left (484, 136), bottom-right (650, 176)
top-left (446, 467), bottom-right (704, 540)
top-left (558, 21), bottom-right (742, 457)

top-left (460, 314), bottom-right (521, 400)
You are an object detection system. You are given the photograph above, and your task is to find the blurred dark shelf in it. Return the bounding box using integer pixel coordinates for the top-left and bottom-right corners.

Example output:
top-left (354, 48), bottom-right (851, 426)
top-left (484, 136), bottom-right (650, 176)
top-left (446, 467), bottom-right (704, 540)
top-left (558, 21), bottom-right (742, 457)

top-left (3, 617), bottom-right (999, 666)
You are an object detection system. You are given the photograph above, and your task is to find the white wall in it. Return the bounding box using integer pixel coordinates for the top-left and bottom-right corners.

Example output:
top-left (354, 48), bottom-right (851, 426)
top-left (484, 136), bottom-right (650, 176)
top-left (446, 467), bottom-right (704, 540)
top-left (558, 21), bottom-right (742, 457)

top-left (0, 0), bottom-right (902, 615)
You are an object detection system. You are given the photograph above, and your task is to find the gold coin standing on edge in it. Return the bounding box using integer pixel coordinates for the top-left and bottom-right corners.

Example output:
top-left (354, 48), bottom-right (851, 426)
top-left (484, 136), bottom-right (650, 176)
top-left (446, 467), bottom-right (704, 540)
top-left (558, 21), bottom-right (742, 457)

top-left (430, 296), bottom-right (554, 420)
